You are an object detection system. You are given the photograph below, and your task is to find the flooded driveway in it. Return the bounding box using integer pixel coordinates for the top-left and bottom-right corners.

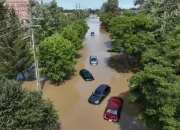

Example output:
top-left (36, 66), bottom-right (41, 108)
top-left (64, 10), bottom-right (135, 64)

top-left (23, 17), bottom-right (146, 130)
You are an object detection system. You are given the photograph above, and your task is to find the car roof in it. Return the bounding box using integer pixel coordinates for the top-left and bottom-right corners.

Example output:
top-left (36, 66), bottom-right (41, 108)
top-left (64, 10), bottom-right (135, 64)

top-left (107, 96), bottom-right (123, 109)
top-left (91, 32), bottom-right (94, 33)
top-left (81, 69), bottom-right (89, 72)
top-left (95, 84), bottom-right (108, 92)
top-left (90, 56), bottom-right (97, 59)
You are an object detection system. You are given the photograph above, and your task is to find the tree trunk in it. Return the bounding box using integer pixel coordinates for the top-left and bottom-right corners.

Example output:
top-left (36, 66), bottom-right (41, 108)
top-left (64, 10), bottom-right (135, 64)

top-left (21, 71), bottom-right (26, 81)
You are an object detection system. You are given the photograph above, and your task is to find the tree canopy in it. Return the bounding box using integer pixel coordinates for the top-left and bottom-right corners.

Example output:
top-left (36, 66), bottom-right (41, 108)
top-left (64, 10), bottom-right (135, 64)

top-left (71, 19), bottom-right (89, 39)
top-left (0, 1), bottom-right (33, 80)
top-left (38, 34), bottom-right (77, 82)
top-left (32, 0), bottom-right (65, 43)
top-left (0, 75), bottom-right (58, 129)
top-left (99, 0), bottom-right (119, 27)
top-left (99, 0), bottom-right (180, 129)
top-left (61, 25), bottom-right (83, 51)
top-left (109, 13), bottom-right (154, 61)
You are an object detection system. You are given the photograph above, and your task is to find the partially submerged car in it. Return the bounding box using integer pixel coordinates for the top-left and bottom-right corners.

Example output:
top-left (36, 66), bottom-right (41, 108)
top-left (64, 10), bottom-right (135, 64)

top-left (103, 96), bottom-right (123, 122)
top-left (91, 32), bottom-right (95, 36)
top-left (79, 69), bottom-right (94, 81)
top-left (107, 49), bottom-right (120, 53)
top-left (88, 84), bottom-right (111, 104)
top-left (89, 56), bottom-right (98, 65)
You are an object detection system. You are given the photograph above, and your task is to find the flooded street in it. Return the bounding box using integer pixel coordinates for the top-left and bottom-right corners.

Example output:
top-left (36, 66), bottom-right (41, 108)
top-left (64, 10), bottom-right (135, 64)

top-left (23, 17), bottom-right (145, 130)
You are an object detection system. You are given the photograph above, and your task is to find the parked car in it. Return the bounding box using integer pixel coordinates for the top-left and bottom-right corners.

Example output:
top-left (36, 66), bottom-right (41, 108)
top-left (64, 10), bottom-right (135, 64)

top-left (89, 56), bottom-right (98, 65)
top-left (79, 69), bottom-right (94, 81)
top-left (91, 32), bottom-right (95, 36)
top-left (88, 84), bottom-right (111, 104)
top-left (103, 96), bottom-right (123, 122)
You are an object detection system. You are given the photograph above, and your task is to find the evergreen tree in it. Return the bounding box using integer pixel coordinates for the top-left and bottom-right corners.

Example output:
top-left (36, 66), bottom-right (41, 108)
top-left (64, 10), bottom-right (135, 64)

top-left (0, 1), bottom-right (33, 80)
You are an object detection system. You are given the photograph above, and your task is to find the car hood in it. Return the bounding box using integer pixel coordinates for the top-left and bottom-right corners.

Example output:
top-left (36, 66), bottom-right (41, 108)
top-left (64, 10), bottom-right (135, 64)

top-left (88, 94), bottom-right (101, 103)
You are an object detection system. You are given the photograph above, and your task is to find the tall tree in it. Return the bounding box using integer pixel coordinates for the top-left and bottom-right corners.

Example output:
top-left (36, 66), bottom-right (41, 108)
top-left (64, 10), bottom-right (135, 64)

top-left (61, 25), bottom-right (83, 51)
top-left (0, 1), bottom-right (33, 80)
top-left (0, 75), bottom-right (58, 129)
top-left (32, 0), bottom-right (64, 43)
top-left (38, 34), bottom-right (77, 82)
top-left (71, 19), bottom-right (89, 39)
top-left (128, 1), bottom-right (180, 129)
top-left (99, 0), bottom-right (119, 27)
top-left (109, 14), bottom-right (154, 61)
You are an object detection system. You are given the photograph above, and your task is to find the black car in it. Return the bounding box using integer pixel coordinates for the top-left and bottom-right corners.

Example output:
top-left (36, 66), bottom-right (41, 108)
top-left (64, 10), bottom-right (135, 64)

top-left (107, 49), bottom-right (120, 53)
top-left (88, 84), bottom-right (111, 104)
top-left (79, 69), bottom-right (94, 81)
top-left (91, 32), bottom-right (95, 36)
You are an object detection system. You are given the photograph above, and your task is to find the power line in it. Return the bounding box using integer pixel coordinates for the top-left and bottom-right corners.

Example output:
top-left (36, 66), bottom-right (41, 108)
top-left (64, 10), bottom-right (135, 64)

top-left (0, 16), bottom-right (18, 24)
top-left (0, 26), bottom-right (26, 38)
top-left (0, 23), bottom-right (20, 31)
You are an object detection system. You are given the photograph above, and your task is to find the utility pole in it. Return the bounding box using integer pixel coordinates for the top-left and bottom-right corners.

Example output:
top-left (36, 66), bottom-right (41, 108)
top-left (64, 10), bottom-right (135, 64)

top-left (75, 3), bottom-right (78, 18)
top-left (76, 3), bottom-right (77, 10)
top-left (79, 3), bottom-right (81, 19)
top-left (28, 0), bottom-right (41, 91)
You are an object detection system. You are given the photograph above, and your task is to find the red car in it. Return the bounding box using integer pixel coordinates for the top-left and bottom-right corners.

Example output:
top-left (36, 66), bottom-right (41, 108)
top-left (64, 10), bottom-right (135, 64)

top-left (103, 96), bottom-right (123, 122)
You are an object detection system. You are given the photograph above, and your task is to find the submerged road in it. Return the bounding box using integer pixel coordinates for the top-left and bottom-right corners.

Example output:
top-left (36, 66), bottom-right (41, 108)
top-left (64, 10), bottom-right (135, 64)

top-left (23, 16), bottom-right (146, 130)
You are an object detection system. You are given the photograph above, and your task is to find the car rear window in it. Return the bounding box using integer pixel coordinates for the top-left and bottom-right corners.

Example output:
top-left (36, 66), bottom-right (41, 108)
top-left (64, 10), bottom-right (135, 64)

top-left (107, 109), bottom-right (118, 115)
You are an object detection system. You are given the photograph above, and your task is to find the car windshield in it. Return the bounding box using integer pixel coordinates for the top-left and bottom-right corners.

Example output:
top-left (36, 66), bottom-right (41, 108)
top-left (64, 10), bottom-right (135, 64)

top-left (84, 70), bottom-right (91, 77)
top-left (107, 109), bottom-right (118, 115)
top-left (93, 91), bottom-right (102, 96)
top-left (91, 58), bottom-right (97, 61)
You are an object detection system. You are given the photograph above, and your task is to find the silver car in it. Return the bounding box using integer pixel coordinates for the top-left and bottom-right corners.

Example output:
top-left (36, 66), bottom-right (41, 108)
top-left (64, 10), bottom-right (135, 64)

top-left (89, 56), bottom-right (98, 65)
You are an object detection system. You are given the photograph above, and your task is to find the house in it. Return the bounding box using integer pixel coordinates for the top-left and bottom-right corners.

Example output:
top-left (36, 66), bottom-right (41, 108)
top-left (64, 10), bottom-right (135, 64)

top-left (4, 0), bottom-right (39, 19)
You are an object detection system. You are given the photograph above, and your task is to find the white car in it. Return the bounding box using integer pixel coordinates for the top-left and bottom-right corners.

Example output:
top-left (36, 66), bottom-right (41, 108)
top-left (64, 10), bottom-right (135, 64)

top-left (89, 56), bottom-right (98, 65)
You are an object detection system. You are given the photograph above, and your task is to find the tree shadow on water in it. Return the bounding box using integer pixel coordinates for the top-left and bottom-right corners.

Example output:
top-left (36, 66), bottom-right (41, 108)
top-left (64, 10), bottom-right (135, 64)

top-left (105, 54), bottom-right (139, 73)
top-left (117, 91), bottom-right (146, 130)
top-left (104, 40), bottom-right (112, 48)
top-left (56, 122), bottom-right (61, 130)
top-left (75, 53), bottom-right (82, 59)
top-left (50, 69), bottom-right (77, 86)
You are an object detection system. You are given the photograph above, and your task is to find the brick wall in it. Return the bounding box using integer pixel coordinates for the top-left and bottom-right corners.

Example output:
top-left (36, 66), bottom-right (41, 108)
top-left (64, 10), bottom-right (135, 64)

top-left (4, 0), bottom-right (38, 19)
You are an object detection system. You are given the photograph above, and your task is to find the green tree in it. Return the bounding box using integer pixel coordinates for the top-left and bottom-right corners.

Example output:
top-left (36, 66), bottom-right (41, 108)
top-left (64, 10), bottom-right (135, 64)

top-left (32, 0), bottom-right (64, 43)
top-left (38, 34), bottom-right (77, 82)
top-left (61, 25), bottom-right (83, 51)
top-left (99, 0), bottom-right (119, 27)
top-left (71, 19), bottom-right (89, 39)
top-left (0, 75), bottom-right (58, 129)
top-left (0, 1), bottom-right (33, 80)
top-left (129, 25), bottom-right (180, 130)
top-left (137, 0), bottom-right (180, 41)
top-left (109, 14), bottom-right (154, 61)
top-left (99, 12), bottom-right (114, 27)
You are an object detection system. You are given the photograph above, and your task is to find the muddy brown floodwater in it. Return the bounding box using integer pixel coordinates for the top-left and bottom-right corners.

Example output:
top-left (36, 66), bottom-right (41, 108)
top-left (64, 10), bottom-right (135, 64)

top-left (22, 17), bottom-right (146, 130)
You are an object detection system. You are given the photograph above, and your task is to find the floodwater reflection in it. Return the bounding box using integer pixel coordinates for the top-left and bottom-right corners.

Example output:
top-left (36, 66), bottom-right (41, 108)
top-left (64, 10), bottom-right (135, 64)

top-left (23, 16), bottom-right (146, 130)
